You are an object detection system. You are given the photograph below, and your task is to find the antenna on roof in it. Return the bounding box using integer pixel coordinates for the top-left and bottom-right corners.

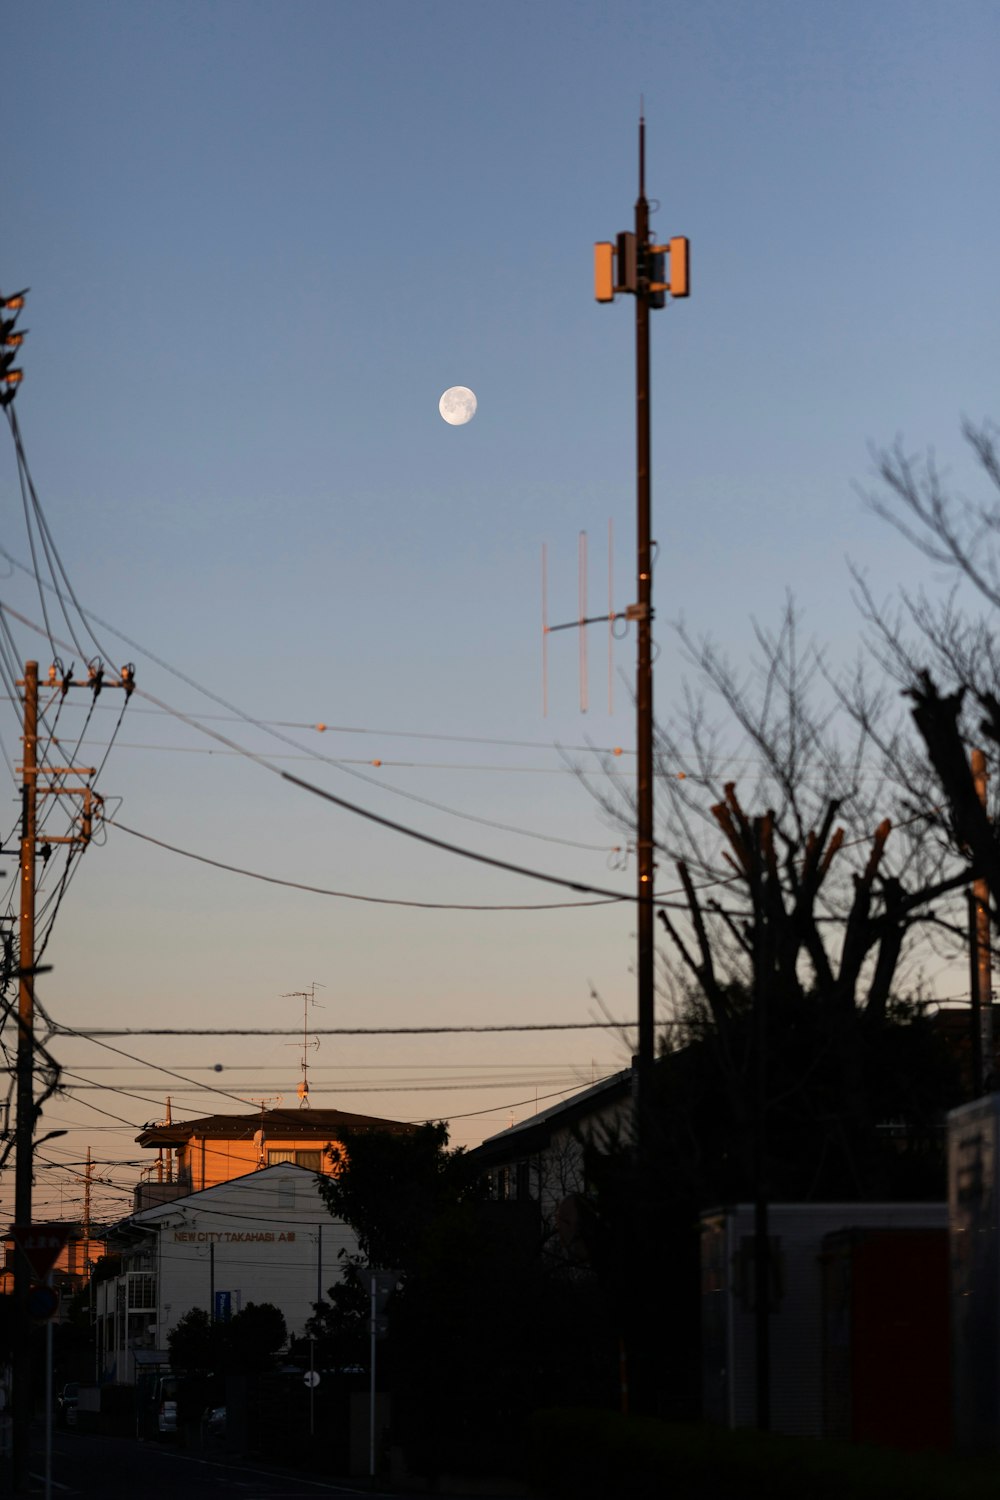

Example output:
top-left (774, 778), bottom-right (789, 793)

top-left (282, 983), bottom-right (324, 1107)
top-left (249, 1095), bottom-right (282, 1168)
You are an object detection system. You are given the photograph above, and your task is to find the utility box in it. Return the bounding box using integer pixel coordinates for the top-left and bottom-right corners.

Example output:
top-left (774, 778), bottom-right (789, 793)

top-left (701, 1202), bottom-right (947, 1438)
top-left (821, 1226), bottom-right (951, 1451)
top-left (949, 1094), bottom-right (1000, 1454)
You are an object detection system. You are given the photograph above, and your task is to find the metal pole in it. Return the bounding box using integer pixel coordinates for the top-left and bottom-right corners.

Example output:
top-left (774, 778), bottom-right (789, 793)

top-left (634, 122), bottom-right (656, 1159)
top-left (317, 1224), bottom-right (322, 1307)
top-left (309, 1337), bottom-right (315, 1439)
top-left (369, 1273), bottom-right (377, 1481)
top-left (752, 889), bottom-right (770, 1431)
top-left (969, 887), bottom-right (984, 1097)
top-left (972, 749), bottom-right (993, 1086)
top-left (44, 1273), bottom-right (53, 1500)
top-left (13, 660), bottom-right (38, 1494)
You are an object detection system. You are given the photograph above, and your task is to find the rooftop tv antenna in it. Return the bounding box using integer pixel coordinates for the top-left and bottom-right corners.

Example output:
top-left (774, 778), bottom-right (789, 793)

top-left (250, 1094), bottom-right (284, 1168)
top-left (283, 983), bottom-right (323, 1107)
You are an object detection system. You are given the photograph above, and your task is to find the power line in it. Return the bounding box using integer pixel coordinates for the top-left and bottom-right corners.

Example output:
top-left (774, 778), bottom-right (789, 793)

top-left (59, 1076), bottom-right (594, 1096)
top-left (2, 599), bottom-right (628, 865)
top-left (44, 737), bottom-right (632, 778)
top-left (105, 816), bottom-right (628, 912)
top-left (0, 560), bottom-right (622, 851)
top-left (54, 1021), bottom-right (633, 1037)
top-left (283, 765), bottom-right (640, 901)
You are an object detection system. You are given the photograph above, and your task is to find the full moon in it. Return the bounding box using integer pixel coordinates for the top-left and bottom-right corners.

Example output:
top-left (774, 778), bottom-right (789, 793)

top-left (439, 386), bottom-right (477, 426)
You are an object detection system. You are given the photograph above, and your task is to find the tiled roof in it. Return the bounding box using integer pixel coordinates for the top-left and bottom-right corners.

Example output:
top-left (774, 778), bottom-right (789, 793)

top-left (135, 1106), bottom-right (417, 1149)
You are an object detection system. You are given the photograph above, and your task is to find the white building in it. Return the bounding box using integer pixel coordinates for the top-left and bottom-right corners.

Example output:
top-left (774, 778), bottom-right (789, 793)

top-left (97, 1164), bottom-right (357, 1385)
top-left (470, 1068), bottom-right (633, 1225)
top-left (700, 1201), bottom-right (949, 1441)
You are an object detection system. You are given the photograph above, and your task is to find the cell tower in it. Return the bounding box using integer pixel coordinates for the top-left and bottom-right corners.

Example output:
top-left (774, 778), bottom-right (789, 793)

top-left (591, 114), bottom-right (689, 1148)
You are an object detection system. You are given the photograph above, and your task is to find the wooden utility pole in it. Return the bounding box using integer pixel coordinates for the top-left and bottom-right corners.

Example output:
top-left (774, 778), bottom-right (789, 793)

top-left (12, 660), bottom-right (38, 1493)
top-left (83, 1145), bottom-right (92, 1258)
top-left (971, 748), bottom-right (993, 1091)
top-left (11, 657), bottom-right (133, 1491)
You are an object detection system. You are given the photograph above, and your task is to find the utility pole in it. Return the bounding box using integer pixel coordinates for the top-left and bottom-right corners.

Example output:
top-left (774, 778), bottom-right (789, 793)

top-left (971, 748), bottom-right (993, 1092)
top-left (83, 1145), bottom-right (92, 1264)
top-left (12, 660), bottom-right (38, 1494)
top-left (594, 120), bottom-right (689, 1152)
top-left (11, 657), bottom-right (133, 1492)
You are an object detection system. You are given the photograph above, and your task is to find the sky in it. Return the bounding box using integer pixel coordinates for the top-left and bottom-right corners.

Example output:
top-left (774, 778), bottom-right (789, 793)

top-left (0, 0), bottom-right (997, 1226)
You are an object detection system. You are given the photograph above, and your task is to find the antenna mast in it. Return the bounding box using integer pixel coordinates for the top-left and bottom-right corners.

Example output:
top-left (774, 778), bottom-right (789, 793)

top-left (283, 983), bottom-right (323, 1106)
top-left (592, 114), bottom-right (690, 1149)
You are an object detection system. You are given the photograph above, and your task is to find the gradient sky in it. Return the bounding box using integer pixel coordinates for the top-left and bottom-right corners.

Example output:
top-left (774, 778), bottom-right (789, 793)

top-left (1, 0), bottom-right (997, 1223)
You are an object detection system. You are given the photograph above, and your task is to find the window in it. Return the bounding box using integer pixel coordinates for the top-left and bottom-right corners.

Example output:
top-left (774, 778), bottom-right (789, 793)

top-left (128, 1273), bottom-right (157, 1311)
top-left (267, 1148), bottom-right (322, 1170)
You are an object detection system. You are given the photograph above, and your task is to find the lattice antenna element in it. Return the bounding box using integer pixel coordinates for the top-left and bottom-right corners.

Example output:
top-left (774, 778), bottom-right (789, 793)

top-left (541, 522), bottom-right (619, 715)
top-left (282, 983), bottom-right (324, 1107)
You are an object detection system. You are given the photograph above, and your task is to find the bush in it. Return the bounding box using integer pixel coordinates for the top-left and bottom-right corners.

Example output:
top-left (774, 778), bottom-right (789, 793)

top-left (525, 1410), bottom-right (1000, 1500)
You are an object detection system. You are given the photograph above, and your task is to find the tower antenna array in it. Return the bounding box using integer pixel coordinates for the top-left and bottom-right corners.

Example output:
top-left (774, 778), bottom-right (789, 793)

top-left (592, 115), bottom-right (689, 1146)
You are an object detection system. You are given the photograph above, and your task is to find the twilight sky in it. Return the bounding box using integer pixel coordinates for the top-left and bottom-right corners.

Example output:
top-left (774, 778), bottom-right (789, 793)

top-left (1, 0), bottom-right (997, 1223)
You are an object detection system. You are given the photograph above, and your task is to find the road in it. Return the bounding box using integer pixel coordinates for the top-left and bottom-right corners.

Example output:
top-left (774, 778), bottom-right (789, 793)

top-left (14, 1428), bottom-right (460, 1500)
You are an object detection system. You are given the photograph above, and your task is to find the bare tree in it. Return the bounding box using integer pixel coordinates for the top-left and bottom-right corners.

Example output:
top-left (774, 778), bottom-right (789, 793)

top-left (859, 419), bottom-right (1000, 917)
top-left (583, 599), bottom-right (967, 1034)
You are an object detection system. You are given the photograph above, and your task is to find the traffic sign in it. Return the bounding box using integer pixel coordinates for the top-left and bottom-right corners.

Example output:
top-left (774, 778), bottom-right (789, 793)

top-left (10, 1222), bottom-right (74, 1279)
top-left (27, 1284), bottom-right (58, 1322)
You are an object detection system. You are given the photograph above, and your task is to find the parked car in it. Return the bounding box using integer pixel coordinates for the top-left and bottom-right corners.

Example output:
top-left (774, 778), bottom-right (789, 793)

top-left (156, 1375), bottom-right (178, 1436)
top-left (203, 1405), bottom-right (225, 1440)
top-left (56, 1383), bottom-right (78, 1428)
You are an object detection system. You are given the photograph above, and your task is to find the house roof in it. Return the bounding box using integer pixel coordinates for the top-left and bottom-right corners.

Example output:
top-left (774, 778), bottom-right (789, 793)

top-left (135, 1106), bottom-right (417, 1150)
top-left (130, 1162), bottom-right (329, 1226)
top-left (469, 1067), bottom-right (633, 1168)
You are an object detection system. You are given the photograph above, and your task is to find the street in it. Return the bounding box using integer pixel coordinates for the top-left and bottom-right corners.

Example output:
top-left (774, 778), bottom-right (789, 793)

top-left (14, 1428), bottom-right (448, 1500)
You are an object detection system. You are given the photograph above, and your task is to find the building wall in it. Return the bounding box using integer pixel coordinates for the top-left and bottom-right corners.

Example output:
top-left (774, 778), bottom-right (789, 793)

top-left (949, 1093), bottom-right (1000, 1454)
top-left (98, 1166), bottom-right (357, 1385)
top-left (172, 1135), bottom-right (335, 1193)
top-left (700, 1202), bottom-right (948, 1439)
top-left (484, 1093), bottom-right (632, 1224)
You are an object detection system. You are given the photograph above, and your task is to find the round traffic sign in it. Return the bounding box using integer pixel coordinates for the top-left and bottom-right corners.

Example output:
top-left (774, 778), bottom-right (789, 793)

top-left (28, 1284), bottom-right (58, 1322)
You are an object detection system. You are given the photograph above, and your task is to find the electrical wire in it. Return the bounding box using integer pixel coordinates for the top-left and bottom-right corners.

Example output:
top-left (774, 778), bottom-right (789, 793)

top-left (104, 816), bottom-right (628, 912)
top-left (7, 408), bottom-right (113, 665)
top-left (0, 548), bottom-right (621, 853)
top-left (2, 600), bottom-right (643, 905)
top-left (54, 1021), bottom-right (632, 1037)
top-left (61, 1076), bottom-right (595, 1097)
top-left (5, 603), bottom-right (946, 922)
top-left (40, 736), bottom-right (633, 779)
